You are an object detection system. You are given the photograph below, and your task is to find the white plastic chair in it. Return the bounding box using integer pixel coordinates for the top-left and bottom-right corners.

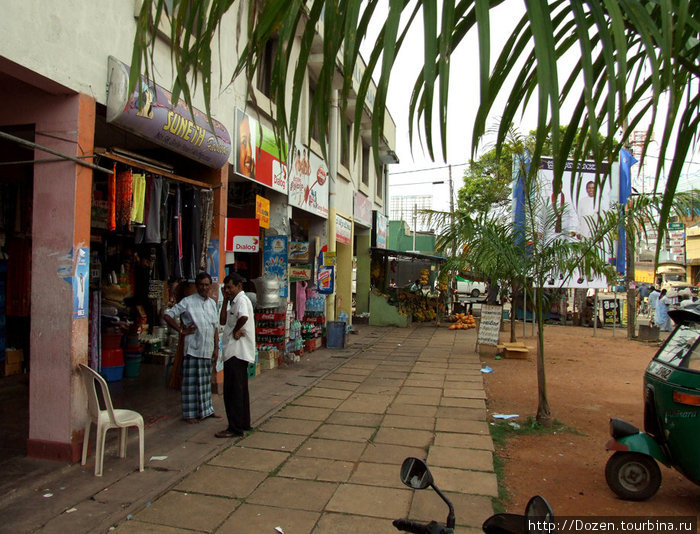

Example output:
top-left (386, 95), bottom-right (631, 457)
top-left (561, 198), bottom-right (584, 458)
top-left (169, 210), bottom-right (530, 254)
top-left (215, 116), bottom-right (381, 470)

top-left (79, 364), bottom-right (144, 476)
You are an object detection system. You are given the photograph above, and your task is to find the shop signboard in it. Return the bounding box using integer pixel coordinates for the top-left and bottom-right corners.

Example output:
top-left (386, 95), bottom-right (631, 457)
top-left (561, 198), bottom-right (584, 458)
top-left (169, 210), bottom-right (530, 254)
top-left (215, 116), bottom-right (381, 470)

top-left (354, 192), bottom-right (372, 227)
top-left (477, 304), bottom-right (502, 346)
top-left (234, 108), bottom-right (287, 193)
top-left (668, 222), bottom-right (684, 230)
top-left (289, 241), bottom-right (311, 263)
top-left (602, 298), bottom-right (622, 325)
top-left (336, 214), bottom-right (352, 245)
top-left (225, 218), bottom-right (260, 253)
top-left (256, 195), bottom-right (270, 229)
top-left (669, 239), bottom-right (685, 247)
top-left (317, 265), bottom-right (334, 294)
top-left (372, 211), bottom-right (388, 249)
top-left (288, 144), bottom-right (329, 218)
top-left (289, 264), bottom-right (312, 282)
top-left (106, 57), bottom-right (231, 168)
top-left (263, 235), bottom-right (289, 298)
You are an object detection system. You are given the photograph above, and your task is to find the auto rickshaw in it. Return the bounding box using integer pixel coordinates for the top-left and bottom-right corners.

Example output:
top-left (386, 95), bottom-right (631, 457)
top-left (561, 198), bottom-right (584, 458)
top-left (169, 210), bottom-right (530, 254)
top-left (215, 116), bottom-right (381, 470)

top-left (605, 302), bottom-right (700, 500)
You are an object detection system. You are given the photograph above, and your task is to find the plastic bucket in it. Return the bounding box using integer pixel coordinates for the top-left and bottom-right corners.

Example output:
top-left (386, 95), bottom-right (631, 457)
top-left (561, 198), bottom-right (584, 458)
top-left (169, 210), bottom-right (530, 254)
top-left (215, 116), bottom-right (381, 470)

top-left (124, 356), bottom-right (141, 378)
top-left (102, 348), bottom-right (124, 367)
top-left (101, 365), bottom-right (124, 382)
top-left (326, 321), bottom-right (346, 348)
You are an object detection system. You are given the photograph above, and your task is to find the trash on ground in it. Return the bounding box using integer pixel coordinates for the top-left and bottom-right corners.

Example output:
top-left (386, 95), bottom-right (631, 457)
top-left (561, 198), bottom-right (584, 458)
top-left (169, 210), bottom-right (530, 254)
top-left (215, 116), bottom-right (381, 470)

top-left (492, 414), bottom-right (519, 420)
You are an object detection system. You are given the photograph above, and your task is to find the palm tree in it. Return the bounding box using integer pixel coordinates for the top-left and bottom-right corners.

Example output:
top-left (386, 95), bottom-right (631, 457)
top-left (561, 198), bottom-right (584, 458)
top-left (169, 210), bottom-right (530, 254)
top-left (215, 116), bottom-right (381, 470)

top-left (132, 1), bottom-right (698, 243)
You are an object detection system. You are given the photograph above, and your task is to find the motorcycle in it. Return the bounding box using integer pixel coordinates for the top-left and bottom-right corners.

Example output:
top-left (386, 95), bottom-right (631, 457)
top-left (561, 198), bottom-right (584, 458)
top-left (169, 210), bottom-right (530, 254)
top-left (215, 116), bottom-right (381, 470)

top-left (394, 457), bottom-right (554, 534)
top-left (605, 302), bottom-right (700, 500)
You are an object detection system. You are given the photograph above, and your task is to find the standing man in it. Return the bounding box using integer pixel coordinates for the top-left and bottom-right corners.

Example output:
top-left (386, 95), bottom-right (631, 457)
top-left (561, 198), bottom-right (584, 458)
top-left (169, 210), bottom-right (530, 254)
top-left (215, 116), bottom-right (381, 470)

top-left (648, 286), bottom-right (661, 324)
top-left (655, 289), bottom-right (673, 332)
top-left (216, 273), bottom-right (256, 438)
top-left (164, 272), bottom-right (220, 424)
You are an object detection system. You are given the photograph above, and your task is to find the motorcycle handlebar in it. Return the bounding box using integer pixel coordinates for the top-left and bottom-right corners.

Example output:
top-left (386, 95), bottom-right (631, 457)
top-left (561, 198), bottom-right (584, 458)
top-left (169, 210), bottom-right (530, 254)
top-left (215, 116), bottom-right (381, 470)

top-left (393, 518), bottom-right (444, 534)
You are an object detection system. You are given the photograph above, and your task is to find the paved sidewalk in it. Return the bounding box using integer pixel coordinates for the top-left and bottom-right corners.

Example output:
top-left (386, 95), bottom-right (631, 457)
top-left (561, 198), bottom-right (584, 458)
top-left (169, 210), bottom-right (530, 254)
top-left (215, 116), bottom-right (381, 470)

top-left (2, 324), bottom-right (495, 534)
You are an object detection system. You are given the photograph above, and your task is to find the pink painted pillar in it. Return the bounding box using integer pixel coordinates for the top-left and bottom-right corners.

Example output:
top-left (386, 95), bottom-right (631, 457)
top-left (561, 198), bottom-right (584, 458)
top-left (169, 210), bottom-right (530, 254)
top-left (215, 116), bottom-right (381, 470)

top-left (26, 93), bottom-right (95, 462)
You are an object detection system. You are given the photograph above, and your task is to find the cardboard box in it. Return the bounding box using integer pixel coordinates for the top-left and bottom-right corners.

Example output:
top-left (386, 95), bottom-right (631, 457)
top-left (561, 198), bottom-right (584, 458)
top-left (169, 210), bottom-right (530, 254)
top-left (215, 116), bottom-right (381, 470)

top-left (497, 342), bottom-right (530, 360)
top-left (5, 349), bottom-right (23, 365)
top-left (3, 360), bottom-right (22, 376)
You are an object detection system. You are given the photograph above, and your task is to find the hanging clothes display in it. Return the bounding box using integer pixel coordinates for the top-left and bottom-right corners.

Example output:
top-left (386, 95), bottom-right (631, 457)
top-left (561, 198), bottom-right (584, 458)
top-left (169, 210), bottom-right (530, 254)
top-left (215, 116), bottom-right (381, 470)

top-left (182, 187), bottom-right (201, 280)
top-left (145, 176), bottom-right (163, 244)
top-left (107, 163), bottom-right (117, 232)
top-left (170, 184), bottom-right (184, 280)
top-left (116, 168), bottom-right (133, 230)
top-left (198, 189), bottom-right (214, 273)
top-left (130, 173), bottom-right (146, 224)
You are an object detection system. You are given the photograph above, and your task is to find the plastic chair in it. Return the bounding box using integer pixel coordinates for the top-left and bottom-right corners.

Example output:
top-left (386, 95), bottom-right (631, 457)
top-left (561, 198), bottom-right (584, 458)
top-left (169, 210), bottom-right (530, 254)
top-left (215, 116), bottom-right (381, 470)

top-left (79, 364), bottom-right (144, 476)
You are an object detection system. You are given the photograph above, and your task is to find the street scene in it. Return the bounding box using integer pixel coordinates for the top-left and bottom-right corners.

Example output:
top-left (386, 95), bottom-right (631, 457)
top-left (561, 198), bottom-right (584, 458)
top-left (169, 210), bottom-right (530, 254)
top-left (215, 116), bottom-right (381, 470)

top-left (1, 2), bottom-right (700, 534)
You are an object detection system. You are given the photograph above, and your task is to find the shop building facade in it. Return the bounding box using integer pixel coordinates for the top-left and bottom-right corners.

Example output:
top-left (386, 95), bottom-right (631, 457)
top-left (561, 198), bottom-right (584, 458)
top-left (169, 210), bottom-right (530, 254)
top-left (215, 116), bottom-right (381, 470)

top-left (0, 2), bottom-right (395, 463)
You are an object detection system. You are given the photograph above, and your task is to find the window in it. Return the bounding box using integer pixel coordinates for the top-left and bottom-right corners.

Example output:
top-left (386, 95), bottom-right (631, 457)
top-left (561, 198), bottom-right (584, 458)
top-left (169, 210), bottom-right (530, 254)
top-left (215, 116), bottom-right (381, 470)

top-left (361, 143), bottom-right (370, 187)
top-left (256, 37), bottom-right (278, 98)
top-left (309, 87), bottom-right (320, 142)
top-left (654, 324), bottom-right (700, 370)
top-left (376, 164), bottom-right (384, 199)
top-left (340, 121), bottom-right (351, 169)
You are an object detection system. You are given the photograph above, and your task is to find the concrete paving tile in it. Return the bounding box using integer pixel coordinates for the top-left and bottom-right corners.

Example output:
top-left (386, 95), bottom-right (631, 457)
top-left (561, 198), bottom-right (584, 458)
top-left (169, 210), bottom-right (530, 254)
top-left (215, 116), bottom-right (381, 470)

top-left (433, 432), bottom-right (494, 451)
top-left (361, 443), bottom-right (428, 464)
top-left (326, 411), bottom-right (384, 427)
top-left (275, 405), bottom-right (333, 421)
top-left (235, 431), bottom-right (307, 453)
top-left (410, 490), bottom-right (494, 529)
top-left (293, 395), bottom-right (344, 409)
top-left (313, 423), bottom-right (375, 442)
top-left (311, 512), bottom-right (391, 534)
top-left (92, 469), bottom-right (174, 504)
top-left (146, 441), bottom-right (224, 471)
top-left (337, 393), bottom-right (394, 413)
top-left (405, 373), bottom-right (445, 383)
top-left (371, 371), bottom-right (408, 379)
top-left (112, 520), bottom-right (198, 533)
top-left (315, 379), bottom-right (359, 391)
top-left (428, 466), bottom-right (498, 497)
top-left (399, 386), bottom-right (442, 397)
top-left (386, 404), bottom-right (437, 418)
top-left (39, 499), bottom-right (113, 534)
top-left (427, 445), bottom-right (493, 472)
top-left (325, 372), bottom-right (365, 383)
top-left (136, 490), bottom-right (236, 532)
top-left (175, 465), bottom-right (266, 498)
top-left (443, 389), bottom-right (486, 400)
top-left (258, 417), bottom-right (322, 436)
top-left (354, 383), bottom-right (401, 395)
top-left (278, 456), bottom-right (354, 482)
top-left (361, 377), bottom-right (404, 388)
top-left (217, 503), bottom-right (319, 534)
top-left (435, 419), bottom-right (490, 435)
top-left (343, 361), bottom-right (380, 369)
top-left (247, 477), bottom-right (337, 511)
top-left (335, 367), bottom-right (373, 376)
top-left (305, 387), bottom-right (354, 399)
top-left (348, 461), bottom-right (401, 487)
top-left (373, 427), bottom-right (434, 449)
top-left (208, 446), bottom-right (290, 472)
top-left (436, 406), bottom-right (487, 420)
top-left (440, 397), bottom-right (487, 409)
top-left (297, 438), bottom-right (367, 461)
top-left (382, 414), bottom-right (435, 431)
top-left (325, 483), bottom-right (412, 519)
top-left (393, 394), bottom-right (441, 406)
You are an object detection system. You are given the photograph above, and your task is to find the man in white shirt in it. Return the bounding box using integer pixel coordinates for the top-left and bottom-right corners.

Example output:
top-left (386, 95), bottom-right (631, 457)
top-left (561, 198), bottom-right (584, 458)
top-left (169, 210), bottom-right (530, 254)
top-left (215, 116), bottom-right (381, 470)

top-left (216, 272), bottom-right (256, 438)
top-left (164, 272), bottom-right (220, 423)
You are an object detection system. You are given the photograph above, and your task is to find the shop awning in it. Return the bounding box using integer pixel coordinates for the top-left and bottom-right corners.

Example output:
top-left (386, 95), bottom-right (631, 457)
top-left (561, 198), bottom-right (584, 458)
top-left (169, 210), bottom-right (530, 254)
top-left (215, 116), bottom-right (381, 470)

top-left (370, 247), bottom-right (446, 263)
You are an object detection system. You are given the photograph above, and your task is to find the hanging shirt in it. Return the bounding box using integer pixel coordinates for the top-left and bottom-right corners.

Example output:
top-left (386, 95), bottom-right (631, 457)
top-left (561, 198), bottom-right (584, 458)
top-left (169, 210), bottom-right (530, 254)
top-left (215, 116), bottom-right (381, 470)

top-left (131, 173), bottom-right (146, 224)
top-left (222, 292), bottom-right (256, 363)
top-left (165, 293), bottom-right (218, 359)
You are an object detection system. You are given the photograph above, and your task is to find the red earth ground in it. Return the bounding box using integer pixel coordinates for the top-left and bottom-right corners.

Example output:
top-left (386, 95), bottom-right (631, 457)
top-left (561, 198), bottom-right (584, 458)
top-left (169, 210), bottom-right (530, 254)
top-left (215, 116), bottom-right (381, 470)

top-left (481, 323), bottom-right (700, 519)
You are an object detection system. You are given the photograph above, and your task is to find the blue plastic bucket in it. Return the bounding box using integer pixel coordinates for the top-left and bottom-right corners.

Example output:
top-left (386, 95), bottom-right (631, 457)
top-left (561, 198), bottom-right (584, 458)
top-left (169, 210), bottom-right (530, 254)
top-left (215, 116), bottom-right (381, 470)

top-left (101, 365), bottom-right (124, 382)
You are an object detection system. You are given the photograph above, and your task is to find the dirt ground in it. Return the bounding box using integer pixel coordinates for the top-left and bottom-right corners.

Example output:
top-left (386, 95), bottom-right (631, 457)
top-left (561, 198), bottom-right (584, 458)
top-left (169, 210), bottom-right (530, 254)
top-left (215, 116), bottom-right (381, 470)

top-left (482, 322), bottom-right (700, 518)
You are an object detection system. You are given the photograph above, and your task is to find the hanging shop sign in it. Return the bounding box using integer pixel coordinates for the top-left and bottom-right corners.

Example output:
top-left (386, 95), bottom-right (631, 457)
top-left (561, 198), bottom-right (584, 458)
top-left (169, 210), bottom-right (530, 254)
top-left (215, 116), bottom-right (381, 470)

top-left (73, 247), bottom-right (90, 319)
top-left (234, 108), bottom-right (288, 193)
top-left (372, 211), bottom-right (388, 249)
top-left (354, 192), bottom-right (372, 228)
top-left (289, 241), bottom-right (311, 263)
top-left (317, 265), bottom-right (335, 294)
top-left (256, 195), bottom-right (270, 229)
top-left (288, 144), bottom-right (329, 218)
top-left (263, 236), bottom-right (289, 298)
top-left (106, 57), bottom-right (231, 168)
top-left (225, 218), bottom-right (260, 253)
top-left (206, 239), bottom-right (220, 283)
top-left (321, 251), bottom-right (337, 266)
top-left (336, 214), bottom-right (352, 245)
top-left (289, 264), bottom-right (312, 282)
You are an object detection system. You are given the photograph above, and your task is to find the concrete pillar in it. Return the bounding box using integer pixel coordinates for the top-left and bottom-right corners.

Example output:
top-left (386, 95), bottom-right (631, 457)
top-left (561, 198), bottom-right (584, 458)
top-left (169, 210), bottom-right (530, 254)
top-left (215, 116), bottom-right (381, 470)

top-left (355, 233), bottom-right (371, 314)
top-left (27, 93), bottom-right (96, 462)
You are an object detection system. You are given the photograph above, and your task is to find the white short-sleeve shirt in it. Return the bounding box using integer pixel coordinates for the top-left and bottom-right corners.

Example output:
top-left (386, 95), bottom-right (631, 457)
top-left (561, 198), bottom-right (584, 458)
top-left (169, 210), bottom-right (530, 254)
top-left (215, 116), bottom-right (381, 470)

top-left (222, 292), bottom-right (256, 363)
top-left (165, 293), bottom-right (218, 359)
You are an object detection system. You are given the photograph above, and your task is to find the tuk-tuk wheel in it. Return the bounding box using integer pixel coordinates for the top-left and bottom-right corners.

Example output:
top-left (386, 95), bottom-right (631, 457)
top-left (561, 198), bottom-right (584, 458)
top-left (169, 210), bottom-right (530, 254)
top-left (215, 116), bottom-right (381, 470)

top-left (605, 452), bottom-right (662, 501)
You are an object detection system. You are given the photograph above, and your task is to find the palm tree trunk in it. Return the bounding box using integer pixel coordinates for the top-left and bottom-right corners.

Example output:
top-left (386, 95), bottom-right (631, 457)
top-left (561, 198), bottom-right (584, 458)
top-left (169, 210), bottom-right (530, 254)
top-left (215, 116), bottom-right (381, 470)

top-left (535, 286), bottom-right (552, 426)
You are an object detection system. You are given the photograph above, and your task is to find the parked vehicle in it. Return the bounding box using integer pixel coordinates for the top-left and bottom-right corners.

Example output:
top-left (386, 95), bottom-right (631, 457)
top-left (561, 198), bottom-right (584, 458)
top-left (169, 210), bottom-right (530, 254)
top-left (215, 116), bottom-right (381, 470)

top-left (455, 276), bottom-right (487, 298)
top-left (656, 262), bottom-right (688, 292)
top-left (394, 457), bottom-right (554, 534)
top-left (605, 302), bottom-right (700, 500)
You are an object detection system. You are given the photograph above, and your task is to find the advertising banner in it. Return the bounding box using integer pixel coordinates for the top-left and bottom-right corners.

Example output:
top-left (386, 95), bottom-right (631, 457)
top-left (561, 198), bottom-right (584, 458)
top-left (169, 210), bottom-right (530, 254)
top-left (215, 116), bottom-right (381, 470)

top-left (289, 264), bottom-right (312, 282)
top-left (106, 57), bottom-right (231, 168)
top-left (354, 192), bottom-right (372, 227)
top-left (289, 242), bottom-right (311, 263)
top-left (336, 214), bottom-right (352, 245)
top-left (225, 218), bottom-right (260, 253)
top-left (317, 265), bottom-right (334, 294)
top-left (372, 211), bottom-right (388, 249)
top-left (234, 108), bottom-right (288, 193)
top-left (288, 144), bottom-right (329, 218)
top-left (256, 195), bottom-right (270, 229)
top-left (73, 248), bottom-right (90, 319)
top-left (263, 236), bottom-right (289, 298)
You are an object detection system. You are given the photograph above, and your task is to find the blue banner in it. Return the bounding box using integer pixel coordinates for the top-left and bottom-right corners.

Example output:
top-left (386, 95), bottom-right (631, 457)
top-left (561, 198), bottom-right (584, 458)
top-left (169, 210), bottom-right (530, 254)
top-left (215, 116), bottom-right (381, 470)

top-left (617, 148), bottom-right (637, 275)
top-left (263, 236), bottom-right (289, 298)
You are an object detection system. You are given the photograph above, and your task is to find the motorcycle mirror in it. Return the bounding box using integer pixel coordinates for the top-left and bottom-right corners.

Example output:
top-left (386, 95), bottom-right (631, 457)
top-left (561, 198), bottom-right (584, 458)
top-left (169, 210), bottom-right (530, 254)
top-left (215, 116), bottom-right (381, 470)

top-left (399, 457), bottom-right (433, 489)
top-left (525, 496), bottom-right (553, 521)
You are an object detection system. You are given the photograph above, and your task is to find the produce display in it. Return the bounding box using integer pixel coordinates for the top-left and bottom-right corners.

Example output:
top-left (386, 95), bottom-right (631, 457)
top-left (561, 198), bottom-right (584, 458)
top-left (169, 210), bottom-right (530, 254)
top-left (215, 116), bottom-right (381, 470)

top-left (448, 313), bottom-right (476, 329)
